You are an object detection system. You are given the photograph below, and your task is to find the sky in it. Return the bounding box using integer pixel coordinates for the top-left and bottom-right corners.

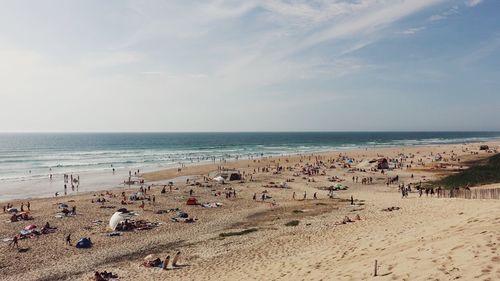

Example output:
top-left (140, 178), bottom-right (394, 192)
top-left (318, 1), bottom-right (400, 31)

top-left (0, 0), bottom-right (499, 132)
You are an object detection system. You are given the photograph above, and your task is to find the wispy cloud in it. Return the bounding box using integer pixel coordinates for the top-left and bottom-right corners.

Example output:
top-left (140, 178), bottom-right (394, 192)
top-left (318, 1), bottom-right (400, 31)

top-left (427, 5), bottom-right (459, 22)
top-left (456, 35), bottom-right (500, 68)
top-left (466, 0), bottom-right (483, 7)
top-left (398, 26), bottom-right (426, 35)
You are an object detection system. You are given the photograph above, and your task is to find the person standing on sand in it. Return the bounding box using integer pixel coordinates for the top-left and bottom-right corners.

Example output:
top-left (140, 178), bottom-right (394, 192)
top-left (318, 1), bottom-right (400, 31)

top-left (303, 192), bottom-right (307, 200)
top-left (10, 236), bottom-right (19, 249)
top-left (350, 195), bottom-right (354, 205)
top-left (152, 195), bottom-right (155, 205)
top-left (27, 201), bottom-right (30, 211)
top-left (313, 192), bottom-right (317, 200)
top-left (292, 192), bottom-right (296, 200)
top-left (253, 193), bottom-right (256, 200)
top-left (66, 234), bottom-right (71, 246)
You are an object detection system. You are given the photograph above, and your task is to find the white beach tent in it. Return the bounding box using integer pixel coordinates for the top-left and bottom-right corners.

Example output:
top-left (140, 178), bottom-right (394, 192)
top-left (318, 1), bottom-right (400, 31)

top-left (213, 176), bottom-right (225, 183)
top-left (109, 209), bottom-right (138, 230)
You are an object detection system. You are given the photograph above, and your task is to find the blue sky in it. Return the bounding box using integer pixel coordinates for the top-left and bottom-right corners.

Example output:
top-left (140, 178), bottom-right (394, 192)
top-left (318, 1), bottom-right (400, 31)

top-left (0, 0), bottom-right (498, 132)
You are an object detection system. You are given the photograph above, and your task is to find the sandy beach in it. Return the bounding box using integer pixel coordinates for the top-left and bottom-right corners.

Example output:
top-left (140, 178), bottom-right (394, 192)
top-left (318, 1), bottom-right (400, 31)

top-left (1, 141), bottom-right (499, 281)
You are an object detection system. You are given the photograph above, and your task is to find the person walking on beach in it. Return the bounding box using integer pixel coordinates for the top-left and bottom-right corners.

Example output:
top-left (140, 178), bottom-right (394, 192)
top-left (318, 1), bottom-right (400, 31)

top-left (66, 234), bottom-right (71, 246)
top-left (27, 201), bottom-right (30, 211)
top-left (152, 195), bottom-right (155, 205)
top-left (351, 195), bottom-right (354, 205)
top-left (9, 236), bottom-right (19, 249)
top-left (292, 192), bottom-right (296, 200)
top-left (313, 192), bottom-right (317, 200)
top-left (303, 192), bottom-right (307, 200)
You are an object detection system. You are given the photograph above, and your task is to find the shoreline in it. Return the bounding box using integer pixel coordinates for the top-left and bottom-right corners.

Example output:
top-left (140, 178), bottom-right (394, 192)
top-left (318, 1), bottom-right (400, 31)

top-left (2, 140), bottom-right (499, 203)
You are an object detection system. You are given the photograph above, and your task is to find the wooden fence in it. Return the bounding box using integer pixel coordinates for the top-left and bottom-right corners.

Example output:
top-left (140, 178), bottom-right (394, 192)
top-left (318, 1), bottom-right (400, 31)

top-left (437, 188), bottom-right (500, 199)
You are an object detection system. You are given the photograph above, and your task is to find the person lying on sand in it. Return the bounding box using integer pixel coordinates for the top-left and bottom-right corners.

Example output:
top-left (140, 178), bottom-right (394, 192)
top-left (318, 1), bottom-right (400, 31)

top-left (342, 216), bottom-right (354, 224)
top-left (143, 257), bottom-right (163, 268)
top-left (94, 271), bottom-right (106, 281)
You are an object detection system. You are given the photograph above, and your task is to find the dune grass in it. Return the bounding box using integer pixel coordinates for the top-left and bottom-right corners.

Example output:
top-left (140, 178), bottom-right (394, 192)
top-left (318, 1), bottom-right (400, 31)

top-left (285, 220), bottom-right (300, 227)
top-left (219, 228), bottom-right (258, 238)
top-left (433, 153), bottom-right (500, 189)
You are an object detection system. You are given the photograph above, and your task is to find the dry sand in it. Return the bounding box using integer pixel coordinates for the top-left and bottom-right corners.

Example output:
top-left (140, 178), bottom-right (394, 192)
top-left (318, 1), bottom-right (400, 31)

top-left (1, 141), bottom-right (499, 281)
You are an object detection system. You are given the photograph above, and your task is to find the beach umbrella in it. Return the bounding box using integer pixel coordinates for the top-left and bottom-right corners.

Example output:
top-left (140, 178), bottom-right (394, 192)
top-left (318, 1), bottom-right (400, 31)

top-left (109, 210), bottom-right (137, 230)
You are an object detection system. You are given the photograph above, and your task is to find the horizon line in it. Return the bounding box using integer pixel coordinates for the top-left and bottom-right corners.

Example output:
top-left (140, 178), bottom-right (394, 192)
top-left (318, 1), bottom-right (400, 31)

top-left (1, 130), bottom-right (500, 134)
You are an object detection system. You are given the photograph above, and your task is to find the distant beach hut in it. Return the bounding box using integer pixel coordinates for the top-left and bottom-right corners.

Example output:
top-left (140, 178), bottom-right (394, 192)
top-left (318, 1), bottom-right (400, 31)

top-left (377, 158), bottom-right (389, 169)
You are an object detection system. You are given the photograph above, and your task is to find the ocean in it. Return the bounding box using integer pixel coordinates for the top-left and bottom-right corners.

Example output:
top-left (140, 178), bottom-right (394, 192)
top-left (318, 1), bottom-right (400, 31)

top-left (1, 132), bottom-right (499, 201)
